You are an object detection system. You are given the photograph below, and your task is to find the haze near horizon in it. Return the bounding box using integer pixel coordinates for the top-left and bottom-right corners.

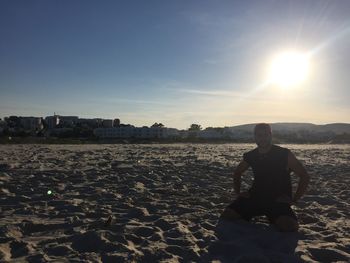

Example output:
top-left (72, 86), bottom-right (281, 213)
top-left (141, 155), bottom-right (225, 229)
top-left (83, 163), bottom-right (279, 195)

top-left (1, 0), bottom-right (349, 129)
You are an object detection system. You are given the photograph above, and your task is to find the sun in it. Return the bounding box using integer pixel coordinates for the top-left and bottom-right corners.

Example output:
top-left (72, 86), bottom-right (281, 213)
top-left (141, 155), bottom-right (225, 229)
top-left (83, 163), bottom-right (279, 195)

top-left (268, 51), bottom-right (310, 88)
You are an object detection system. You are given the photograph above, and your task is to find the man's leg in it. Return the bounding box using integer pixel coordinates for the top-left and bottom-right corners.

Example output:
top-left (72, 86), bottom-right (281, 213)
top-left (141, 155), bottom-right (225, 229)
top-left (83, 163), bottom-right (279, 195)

top-left (266, 202), bottom-right (299, 232)
top-left (221, 207), bottom-right (242, 220)
top-left (274, 216), bottom-right (299, 232)
top-left (221, 197), bottom-right (258, 221)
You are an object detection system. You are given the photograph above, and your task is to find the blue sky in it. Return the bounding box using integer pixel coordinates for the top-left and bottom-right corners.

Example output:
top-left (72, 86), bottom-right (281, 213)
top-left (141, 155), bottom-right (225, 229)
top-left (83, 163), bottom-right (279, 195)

top-left (1, 0), bottom-right (349, 129)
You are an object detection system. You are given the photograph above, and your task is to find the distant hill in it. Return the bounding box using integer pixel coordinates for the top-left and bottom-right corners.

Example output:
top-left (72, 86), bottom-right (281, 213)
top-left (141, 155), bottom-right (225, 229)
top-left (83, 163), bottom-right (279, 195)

top-left (226, 123), bottom-right (350, 143)
top-left (229, 123), bottom-right (350, 135)
top-left (315, 123), bottom-right (350, 134)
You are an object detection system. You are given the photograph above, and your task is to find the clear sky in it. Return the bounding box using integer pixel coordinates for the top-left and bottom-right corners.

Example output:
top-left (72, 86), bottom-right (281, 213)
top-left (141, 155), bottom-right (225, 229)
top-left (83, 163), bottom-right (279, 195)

top-left (1, 0), bottom-right (349, 129)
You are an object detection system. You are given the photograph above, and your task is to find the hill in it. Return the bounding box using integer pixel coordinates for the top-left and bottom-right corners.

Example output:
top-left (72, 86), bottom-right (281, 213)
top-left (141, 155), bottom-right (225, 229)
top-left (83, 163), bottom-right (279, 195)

top-left (229, 123), bottom-right (350, 134)
top-left (227, 123), bottom-right (350, 143)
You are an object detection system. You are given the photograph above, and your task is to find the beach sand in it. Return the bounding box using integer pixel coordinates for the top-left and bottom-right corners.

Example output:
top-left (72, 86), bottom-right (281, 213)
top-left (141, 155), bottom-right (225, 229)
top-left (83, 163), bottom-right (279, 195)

top-left (0, 143), bottom-right (349, 262)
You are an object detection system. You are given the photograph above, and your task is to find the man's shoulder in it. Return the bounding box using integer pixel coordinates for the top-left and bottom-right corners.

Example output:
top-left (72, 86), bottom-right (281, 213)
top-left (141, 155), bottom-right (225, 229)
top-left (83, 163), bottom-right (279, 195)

top-left (272, 144), bottom-right (289, 151)
top-left (244, 147), bottom-right (258, 157)
top-left (272, 144), bottom-right (290, 155)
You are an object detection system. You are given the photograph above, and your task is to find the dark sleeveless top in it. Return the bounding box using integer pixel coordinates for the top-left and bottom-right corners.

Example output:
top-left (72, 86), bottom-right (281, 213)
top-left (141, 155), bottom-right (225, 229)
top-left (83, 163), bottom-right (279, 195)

top-left (243, 145), bottom-right (292, 203)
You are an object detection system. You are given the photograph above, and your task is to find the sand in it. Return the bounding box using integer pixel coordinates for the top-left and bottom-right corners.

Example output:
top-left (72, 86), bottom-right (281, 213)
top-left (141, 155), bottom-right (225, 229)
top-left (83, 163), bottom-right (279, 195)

top-left (0, 143), bottom-right (349, 262)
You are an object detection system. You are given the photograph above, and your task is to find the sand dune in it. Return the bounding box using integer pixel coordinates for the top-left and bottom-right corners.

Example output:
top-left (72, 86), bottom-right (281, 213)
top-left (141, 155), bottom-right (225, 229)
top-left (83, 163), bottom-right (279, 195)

top-left (0, 144), bottom-right (349, 262)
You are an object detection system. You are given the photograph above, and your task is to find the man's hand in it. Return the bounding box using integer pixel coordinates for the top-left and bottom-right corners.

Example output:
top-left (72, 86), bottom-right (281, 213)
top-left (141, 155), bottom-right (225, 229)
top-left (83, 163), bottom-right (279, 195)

top-left (232, 160), bottom-right (250, 195)
top-left (288, 150), bottom-right (310, 203)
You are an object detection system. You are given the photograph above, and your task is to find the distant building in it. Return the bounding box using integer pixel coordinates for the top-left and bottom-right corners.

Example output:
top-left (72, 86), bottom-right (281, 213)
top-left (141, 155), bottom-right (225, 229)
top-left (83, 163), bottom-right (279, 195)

top-left (165, 128), bottom-right (179, 138)
top-left (178, 130), bottom-right (189, 138)
top-left (77, 118), bottom-right (103, 128)
top-left (0, 119), bottom-right (6, 128)
top-left (94, 126), bottom-right (179, 139)
top-left (20, 117), bottom-right (44, 132)
top-left (102, 119), bottom-right (114, 128)
top-left (228, 128), bottom-right (251, 140)
top-left (198, 129), bottom-right (223, 139)
top-left (134, 126), bottom-right (164, 138)
top-left (198, 127), bottom-right (234, 139)
top-left (94, 125), bottom-right (134, 138)
top-left (58, 116), bottom-right (79, 127)
top-left (45, 115), bottom-right (60, 129)
top-left (0, 119), bottom-right (5, 135)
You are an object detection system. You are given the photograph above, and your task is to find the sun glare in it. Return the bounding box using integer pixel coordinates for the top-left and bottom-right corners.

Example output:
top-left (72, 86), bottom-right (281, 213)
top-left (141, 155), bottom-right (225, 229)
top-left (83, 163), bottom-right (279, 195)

top-left (268, 51), bottom-right (310, 88)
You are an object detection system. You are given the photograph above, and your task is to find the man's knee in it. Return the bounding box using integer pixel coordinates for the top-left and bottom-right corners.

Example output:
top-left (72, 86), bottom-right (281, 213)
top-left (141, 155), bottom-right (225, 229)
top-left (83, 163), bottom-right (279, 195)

top-left (275, 216), bottom-right (299, 232)
top-left (221, 207), bottom-right (242, 221)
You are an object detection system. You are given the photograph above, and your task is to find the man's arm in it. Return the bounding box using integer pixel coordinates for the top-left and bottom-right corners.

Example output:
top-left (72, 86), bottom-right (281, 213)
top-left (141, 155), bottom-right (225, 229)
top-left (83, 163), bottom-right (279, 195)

top-left (233, 160), bottom-right (250, 195)
top-left (288, 151), bottom-right (310, 203)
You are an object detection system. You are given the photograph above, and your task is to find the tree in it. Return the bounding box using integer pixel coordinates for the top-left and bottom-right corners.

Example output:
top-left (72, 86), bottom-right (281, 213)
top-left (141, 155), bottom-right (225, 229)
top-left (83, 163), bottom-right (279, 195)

top-left (5, 116), bottom-right (21, 128)
top-left (151, 122), bottom-right (164, 128)
top-left (189, 124), bottom-right (202, 131)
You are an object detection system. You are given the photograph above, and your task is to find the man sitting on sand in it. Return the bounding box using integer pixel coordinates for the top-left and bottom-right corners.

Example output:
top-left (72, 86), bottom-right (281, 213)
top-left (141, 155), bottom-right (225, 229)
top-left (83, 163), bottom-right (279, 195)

top-left (222, 123), bottom-right (310, 232)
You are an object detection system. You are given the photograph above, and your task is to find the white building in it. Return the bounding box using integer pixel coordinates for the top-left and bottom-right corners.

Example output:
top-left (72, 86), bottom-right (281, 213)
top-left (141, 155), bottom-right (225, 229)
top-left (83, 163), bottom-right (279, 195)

top-left (166, 128), bottom-right (180, 138)
top-left (58, 116), bottom-right (79, 127)
top-left (94, 126), bottom-right (179, 139)
top-left (45, 115), bottom-right (60, 129)
top-left (228, 129), bottom-right (252, 140)
top-left (20, 117), bottom-right (43, 132)
top-left (0, 120), bottom-right (5, 134)
top-left (94, 126), bottom-right (134, 138)
top-left (77, 118), bottom-right (103, 128)
top-left (198, 129), bottom-right (223, 139)
top-left (102, 119), bottom-right (114, 128)
top-left (0, 119), bottom-right (6, 128)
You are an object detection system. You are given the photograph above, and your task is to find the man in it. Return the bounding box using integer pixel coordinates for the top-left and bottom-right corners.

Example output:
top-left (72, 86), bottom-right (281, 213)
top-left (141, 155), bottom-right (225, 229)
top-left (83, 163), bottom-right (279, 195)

top-left (222, 123), bottom-right (310, 232)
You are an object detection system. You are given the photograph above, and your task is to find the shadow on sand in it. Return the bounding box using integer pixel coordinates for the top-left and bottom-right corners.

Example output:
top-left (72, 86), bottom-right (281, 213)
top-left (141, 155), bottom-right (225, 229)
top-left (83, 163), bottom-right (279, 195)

top-left (203, 217), bottom-right (302, 263)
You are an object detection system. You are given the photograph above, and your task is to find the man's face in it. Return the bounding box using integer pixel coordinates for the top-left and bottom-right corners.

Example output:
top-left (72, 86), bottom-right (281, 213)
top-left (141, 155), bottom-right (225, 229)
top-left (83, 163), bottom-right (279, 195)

top-left (254, 128), bottom-right (272, 148)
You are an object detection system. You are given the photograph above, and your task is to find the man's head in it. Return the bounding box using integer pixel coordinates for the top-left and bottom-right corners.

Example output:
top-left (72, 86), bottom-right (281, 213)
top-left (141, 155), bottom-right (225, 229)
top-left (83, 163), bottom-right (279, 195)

top-left (254, 123), bottom-right (272, 148)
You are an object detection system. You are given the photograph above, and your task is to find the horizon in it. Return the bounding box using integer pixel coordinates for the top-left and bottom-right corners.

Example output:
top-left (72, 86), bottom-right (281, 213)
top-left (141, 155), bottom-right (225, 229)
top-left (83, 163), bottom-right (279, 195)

top-left (1, 1), bottom-right (350, 129)
top-left (1, 113), bottom-right (349, 130)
